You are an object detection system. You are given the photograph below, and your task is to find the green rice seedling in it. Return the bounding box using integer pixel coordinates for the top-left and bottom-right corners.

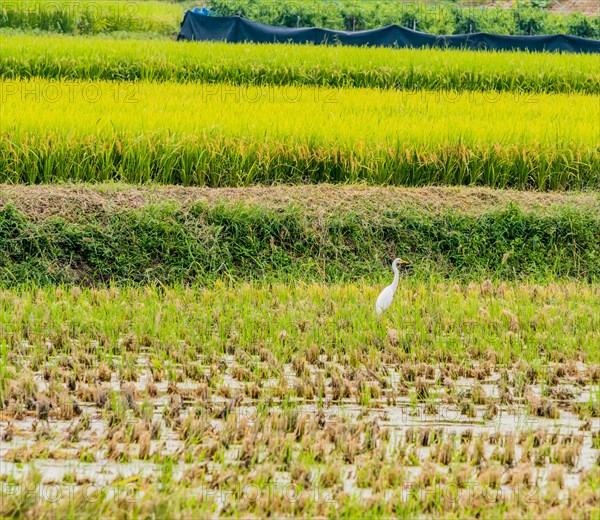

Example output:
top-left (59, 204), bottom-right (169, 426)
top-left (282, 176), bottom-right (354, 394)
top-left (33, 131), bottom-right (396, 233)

top-left (2, 281), bottom-right (599, 380)
top-left (1, 33), bottom-right (598, 94)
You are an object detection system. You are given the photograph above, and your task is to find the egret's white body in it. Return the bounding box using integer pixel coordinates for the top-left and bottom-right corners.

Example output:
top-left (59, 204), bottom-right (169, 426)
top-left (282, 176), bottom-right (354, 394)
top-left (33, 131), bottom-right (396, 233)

top-left (376, 258), bottom-right (408, 316)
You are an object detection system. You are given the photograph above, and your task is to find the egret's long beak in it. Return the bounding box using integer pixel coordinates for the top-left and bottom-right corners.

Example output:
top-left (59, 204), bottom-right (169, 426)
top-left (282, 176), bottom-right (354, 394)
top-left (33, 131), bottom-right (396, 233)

top-left (400, 259), bottom-right (410, 264)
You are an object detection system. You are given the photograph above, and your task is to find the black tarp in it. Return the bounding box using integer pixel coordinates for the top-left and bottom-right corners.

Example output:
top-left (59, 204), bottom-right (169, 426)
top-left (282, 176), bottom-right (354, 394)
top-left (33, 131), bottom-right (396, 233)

top-left (177, 12), bottom-right (600, 54)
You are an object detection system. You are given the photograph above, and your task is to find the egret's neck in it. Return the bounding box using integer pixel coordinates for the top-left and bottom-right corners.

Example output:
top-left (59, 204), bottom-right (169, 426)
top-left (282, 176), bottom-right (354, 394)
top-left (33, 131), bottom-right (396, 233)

top-left (391, 265), bottom-right (400, 290)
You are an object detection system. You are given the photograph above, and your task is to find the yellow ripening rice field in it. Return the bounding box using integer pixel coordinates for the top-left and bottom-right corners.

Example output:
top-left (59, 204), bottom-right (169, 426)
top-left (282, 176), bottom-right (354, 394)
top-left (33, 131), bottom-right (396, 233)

top-left (1, 80), bottom-right (598, 188)
top-left (2, 80), bottom-right (598, 145)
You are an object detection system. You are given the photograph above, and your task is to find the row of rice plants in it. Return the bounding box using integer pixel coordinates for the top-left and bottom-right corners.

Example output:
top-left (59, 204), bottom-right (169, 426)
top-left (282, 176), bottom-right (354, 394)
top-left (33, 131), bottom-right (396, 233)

top-left (1, 80), bottom-right (598, 189)
top-left (2, 281), bottom-right (599, 363)
top-left (2, 34), bottom-right (598, 94)
top-left (3, 133), bottom-right (597, 189)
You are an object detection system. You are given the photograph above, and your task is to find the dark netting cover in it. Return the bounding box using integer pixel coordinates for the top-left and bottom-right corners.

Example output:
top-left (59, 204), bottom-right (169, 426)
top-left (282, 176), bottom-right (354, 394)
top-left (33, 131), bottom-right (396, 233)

top-left (177, 12), bottom-right (600, 54)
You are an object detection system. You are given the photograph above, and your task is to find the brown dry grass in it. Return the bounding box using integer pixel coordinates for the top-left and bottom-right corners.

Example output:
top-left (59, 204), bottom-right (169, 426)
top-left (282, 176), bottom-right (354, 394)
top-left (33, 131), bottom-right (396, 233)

top-left (1, 184), bottom-right (598, 221)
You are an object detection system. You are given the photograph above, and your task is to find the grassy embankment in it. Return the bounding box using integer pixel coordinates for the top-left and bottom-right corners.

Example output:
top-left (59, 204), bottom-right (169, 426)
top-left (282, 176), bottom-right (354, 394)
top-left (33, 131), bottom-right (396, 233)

top-left (1, 185), bottom-right (598, 285)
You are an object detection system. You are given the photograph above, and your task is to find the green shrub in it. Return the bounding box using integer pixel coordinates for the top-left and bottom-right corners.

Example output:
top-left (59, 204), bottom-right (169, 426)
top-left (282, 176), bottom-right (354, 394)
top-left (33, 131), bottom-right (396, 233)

top-left (207, 0), bottom-right (600, 38)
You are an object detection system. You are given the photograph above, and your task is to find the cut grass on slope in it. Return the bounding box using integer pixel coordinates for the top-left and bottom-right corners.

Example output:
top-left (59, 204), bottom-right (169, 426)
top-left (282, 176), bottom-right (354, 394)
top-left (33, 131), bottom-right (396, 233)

top-left (3, 184), bottom-right (597, 219)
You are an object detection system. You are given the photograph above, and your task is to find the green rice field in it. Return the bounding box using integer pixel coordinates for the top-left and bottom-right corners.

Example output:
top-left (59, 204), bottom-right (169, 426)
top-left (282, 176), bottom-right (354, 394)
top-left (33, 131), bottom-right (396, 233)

top-left (0, 2), bottom-right (599, 518)
top-left (2, 34), bottom-right (599, 94)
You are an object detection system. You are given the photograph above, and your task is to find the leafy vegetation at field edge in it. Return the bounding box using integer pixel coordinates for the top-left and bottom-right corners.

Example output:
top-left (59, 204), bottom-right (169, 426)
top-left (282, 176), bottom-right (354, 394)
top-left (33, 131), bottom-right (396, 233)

top-left (1, 197), bottom-right (598, 285)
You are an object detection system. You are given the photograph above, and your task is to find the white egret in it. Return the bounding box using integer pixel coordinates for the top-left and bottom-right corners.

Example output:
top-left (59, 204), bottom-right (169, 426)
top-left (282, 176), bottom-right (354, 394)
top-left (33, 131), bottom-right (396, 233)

top-left (376, 258), bottom-right (409, 316)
